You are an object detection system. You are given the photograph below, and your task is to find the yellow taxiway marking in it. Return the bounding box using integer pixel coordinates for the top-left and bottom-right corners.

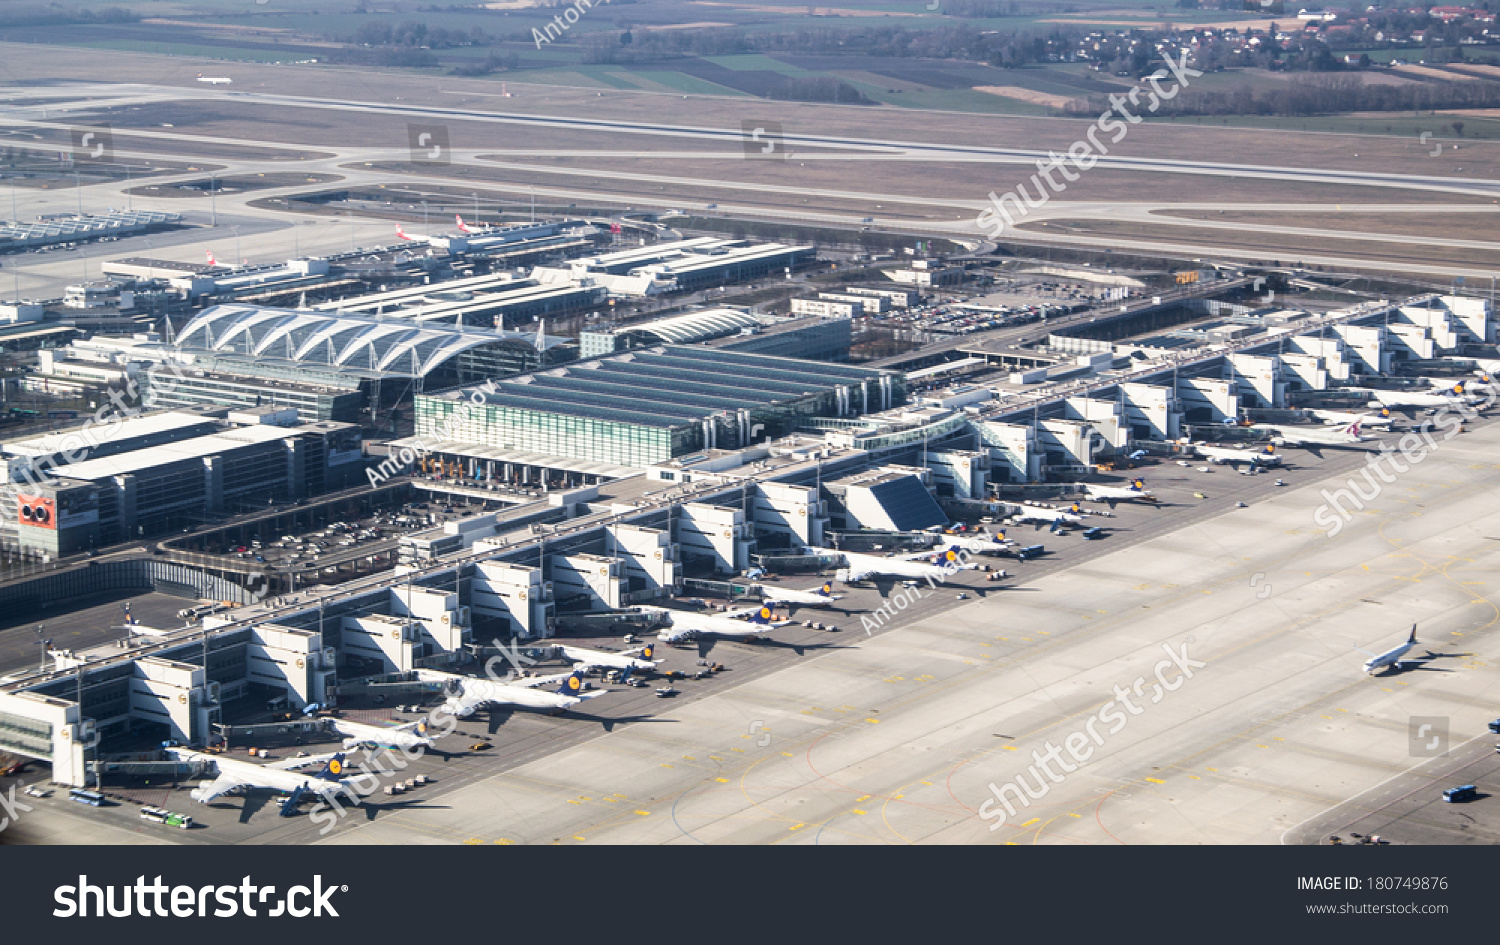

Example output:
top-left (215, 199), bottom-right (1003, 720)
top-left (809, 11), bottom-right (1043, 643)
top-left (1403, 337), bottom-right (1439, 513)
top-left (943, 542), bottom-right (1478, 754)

top-left (1145, 777), bottom-right (1165, 784)
top-left (634, 810), bottom-right (651, 816)
top-left (865, 718), bottom-right (880, 724)
top-left (1021, 818), bottom-right (1039, 827)
top-left (714, 777), bottom-right (728, 783)
top-left (852, 809), bottom-right (867, 816)
top-left (495, 839), bottom-right (513, 845)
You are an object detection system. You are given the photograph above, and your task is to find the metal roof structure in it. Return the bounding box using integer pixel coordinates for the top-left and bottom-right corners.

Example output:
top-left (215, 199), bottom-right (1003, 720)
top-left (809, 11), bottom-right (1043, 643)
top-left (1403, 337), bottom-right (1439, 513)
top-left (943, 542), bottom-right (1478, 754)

top-left (3, 410), bottom-right (216, 459)
top-left (174, 304), bottom-right (556, 378)
top-left (604, 308), bottom-right (761, 346)
top-left (430, 345), bottom-right (895, 430)
top-left (0, 210), bottom-right (181, 245)
top-left (384, 438), bottom-right (639, 479)
top-left (51, 424), bottom-right (301, 482)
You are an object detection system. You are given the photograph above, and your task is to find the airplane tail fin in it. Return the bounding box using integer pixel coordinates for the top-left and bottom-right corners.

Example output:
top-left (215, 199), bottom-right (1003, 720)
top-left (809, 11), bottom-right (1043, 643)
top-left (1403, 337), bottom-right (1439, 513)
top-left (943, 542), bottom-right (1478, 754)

top-left (456, 214), bottom-right (470, 232)
top-left (1130, 478), bottom-right (1146, 491)
top-left (747, 605), bottom-right (777, 625)
top-left (1347, 421), bottom-right (1361, 437)
top-left (641, 643), bottom-right (655, 661)
top-left (1408, 623), bottom-right (1418, 645)
top-left (396, 225), bottom-right (409, 240)
top-left (205, 250), bottom-right (216, 267)
top-left (318, 753), bottom-right (347, 781)
top-left (818, 581), bottom-right (834, 597)
top-left (556, 670), bottom-right (586, 697)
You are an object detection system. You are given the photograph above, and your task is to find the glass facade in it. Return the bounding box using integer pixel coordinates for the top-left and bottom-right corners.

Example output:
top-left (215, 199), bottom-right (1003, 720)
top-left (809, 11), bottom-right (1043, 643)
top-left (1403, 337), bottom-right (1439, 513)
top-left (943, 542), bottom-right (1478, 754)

top-left (414, 345), bottom-right (903, 469)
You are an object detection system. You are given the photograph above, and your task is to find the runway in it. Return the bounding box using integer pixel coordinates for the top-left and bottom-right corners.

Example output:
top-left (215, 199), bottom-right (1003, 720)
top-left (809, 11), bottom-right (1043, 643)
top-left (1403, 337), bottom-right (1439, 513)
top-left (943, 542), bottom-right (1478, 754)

top-left (4, 66), bottom-right (1500, 286)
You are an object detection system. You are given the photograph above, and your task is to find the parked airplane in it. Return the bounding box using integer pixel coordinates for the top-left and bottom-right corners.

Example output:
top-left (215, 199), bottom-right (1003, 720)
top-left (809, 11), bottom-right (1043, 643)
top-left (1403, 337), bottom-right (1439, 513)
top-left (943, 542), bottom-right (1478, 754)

top-left (817, 546), bottom-right (979, 584)
top-left (1308, 408), bottom-right (1393, 428)
top-left (455, 214), bottom-right (495, 234)
top-left (1191, 443), bottom-right (1282, 466)
top-left (1255, 421), bottom-right (1367, 449)
top-left (167, 748), bottom-right (348, 805)
top-left (1009, 503), bottom-right (1084, 529)
top-left (395, 224), bottom-right (432, 243)
top-left (196, 74), bottom-right (232, 85)
top-left (1368, 382), bottom-right (1480, 409)
top-left (1077, 479), bottom-right (1155, 506)
top-left (204, 250), bottom-right (222, 268)
top-left (655, 605), bottom-right (785, 645)
top-left (329, 717), bottom-right (434, 752)
top-left (758, 581), bottom-right (844, 609)
top-left (416, 668), bottom-right (604, 717)
top-left (556, 643), bottom-right (660, 675)
top-left (1356, 625), bottom-right (1422, 675)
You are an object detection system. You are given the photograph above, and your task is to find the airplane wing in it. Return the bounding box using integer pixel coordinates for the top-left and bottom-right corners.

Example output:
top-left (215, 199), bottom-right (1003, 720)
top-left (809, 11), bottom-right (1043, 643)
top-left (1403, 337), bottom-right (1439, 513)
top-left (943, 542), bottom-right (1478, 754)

top-left (267, 750), bottom-right (342, 771)
top-left (512, 671), bottom-right (573, 689)
top-left (191, 772), bottom-right (247, 804)
top-left (443, 691), bottom-right (490, 718)
top-left (723, 603), bottom-right (769, 618)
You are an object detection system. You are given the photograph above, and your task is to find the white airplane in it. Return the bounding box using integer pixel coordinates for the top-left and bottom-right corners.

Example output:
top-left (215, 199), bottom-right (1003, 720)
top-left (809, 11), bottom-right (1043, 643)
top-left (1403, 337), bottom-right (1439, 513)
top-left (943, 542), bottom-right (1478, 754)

top-left (196, 74), bottom-right (232, 85)
top-left (818, 545), bottom-right (978, 584)
top-left (455, 214), bottom-right (496, 234)
top-left (1255, 421), bottom-right (1367, 449)
top-left (1356, 625), bottom-right (1422, 675)
top-left (328, 717), bottom-right (434, 752)
top-left (395, 224), bottom-right (433, 244)
top-left (1368, 382), bottom-right (1480, 409)
top-left (416, 668), bottom-right (604, 717)
top-left (1308, 408), bottom-right (1393, 428)
top-left (656, 605), bottom-right (785, 645)
top-left (1191, 443), bottom-right (1282, 466)
top-left (167, 748), bottom-right (348, 806)
top-left (1009, 503), bottom-right (1083, 529)
top-left (556, 642), bottom-right (660, 676)
top-left (1077, 478), bottom-right (1155, 506)
top-left (758, 580), bottom-right (844, 609)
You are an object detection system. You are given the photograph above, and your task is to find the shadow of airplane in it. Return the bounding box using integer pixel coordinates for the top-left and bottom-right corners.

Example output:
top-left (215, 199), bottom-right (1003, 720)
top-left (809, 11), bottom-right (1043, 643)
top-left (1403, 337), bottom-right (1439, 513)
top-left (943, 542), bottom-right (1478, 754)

top-left (750, 639), bottom-right (850, 657)
top-left (361, 798), bottom-right (451, 821)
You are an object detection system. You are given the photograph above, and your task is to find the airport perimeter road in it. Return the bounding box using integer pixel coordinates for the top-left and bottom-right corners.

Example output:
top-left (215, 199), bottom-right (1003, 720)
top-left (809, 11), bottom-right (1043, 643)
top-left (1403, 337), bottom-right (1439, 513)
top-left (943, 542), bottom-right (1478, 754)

top-left (295, 421), bottom-right (1500, 844)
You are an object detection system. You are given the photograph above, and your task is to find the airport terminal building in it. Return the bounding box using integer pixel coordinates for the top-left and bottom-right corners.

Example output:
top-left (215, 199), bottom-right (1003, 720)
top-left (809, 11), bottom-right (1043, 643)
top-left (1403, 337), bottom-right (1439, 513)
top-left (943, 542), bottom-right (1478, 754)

top-left (406, 346), bottom-right (904, 475)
